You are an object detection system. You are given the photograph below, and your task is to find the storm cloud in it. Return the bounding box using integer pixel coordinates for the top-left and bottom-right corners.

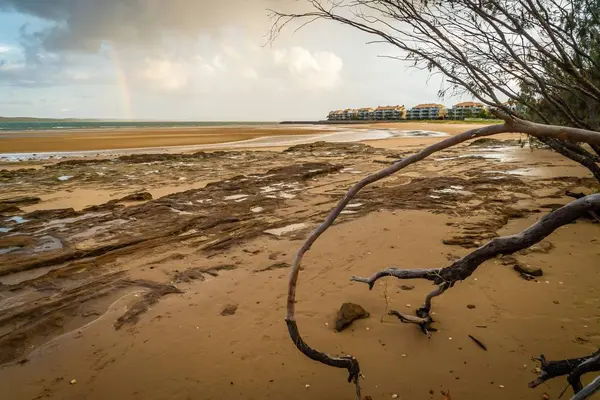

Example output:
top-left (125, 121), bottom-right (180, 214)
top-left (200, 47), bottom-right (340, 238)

top-left (0, 0), bottom-right (289, 52)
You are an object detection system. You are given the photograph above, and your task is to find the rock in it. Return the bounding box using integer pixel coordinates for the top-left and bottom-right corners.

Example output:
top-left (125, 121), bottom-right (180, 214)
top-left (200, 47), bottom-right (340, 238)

top-left (0, 196), bottom-right (41, 206)
top-left (0, 204), bottom-right (21, 214)
top-left (467, 304), bottom-right (476, 309)
top-left (172, 267), bottom-right (206, 283)
top-left (257, 262), bottom-right (291, 272)
top-left (118, 191), bottom-right (153, 202)
top-left (25, 208), bottom-right (79, 221)
top-left (81, 310), bottom-right (101, 317)
top-left (335, 303), bottom-right (370, 332)
top-left (442, 238), bottom-right (479, 248)
top-left (498, 255), bottom-right (518, 265)
top-left (518, 272), bottom-right (536, 281)
top-left (0, 235), bottom-right (36, 248)
top-left (513, 263), bottom-right (543, 277)
top-left (220, 304), bottom-right (238, 316)
top-left (400, 285), bottom-right (415, 291)
top-left (519, 241), bottom-right (554, 255)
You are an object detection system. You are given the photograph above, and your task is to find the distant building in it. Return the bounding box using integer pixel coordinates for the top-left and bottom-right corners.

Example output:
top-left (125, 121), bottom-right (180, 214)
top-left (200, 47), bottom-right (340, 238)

top-left (326, 105), bottom-right (405, 121)
top-left (406, 103), bottom-right (447, 120)
top-left (374, 105), bottom-right (406, 120)
top-left (448, 101), bottom-right (487, 119)
top-left (327, 110), bottom-right (343, 121)
top-left (344, 108), bottom-right (358, 120)
top-left (358, 107), bottom-right (375, 120)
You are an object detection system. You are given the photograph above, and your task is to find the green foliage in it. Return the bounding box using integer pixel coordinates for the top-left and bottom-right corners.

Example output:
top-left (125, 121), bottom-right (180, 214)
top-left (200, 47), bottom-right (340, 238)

top-left (519, 0), bottom-right (600, 131)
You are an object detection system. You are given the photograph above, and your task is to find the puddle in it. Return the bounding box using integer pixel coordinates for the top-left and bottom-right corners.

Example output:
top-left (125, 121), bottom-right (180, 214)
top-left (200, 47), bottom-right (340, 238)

top-left (69, 219), bottom-right (128, 241)
top-left (264, 223), bottom-right (308, 237)
top-left (341, 210), bottom-right (358, 214)
top-left (170, 208), bottom-right (193, 215)
top-left (34, 236), bottom-right (63, 253)
top-left (41, 213), bottom-right (107, 230)
top-left (25, 289), bottom-right (148, 361)
top-left (347, 203), bottom-right (363, 208)
top-left (6, 216), bottom-right (29, 224)
top-left (251, 207), bottom-right (264, 213)
top-left (0, 227), bottom-right (11, 233)
top-left (57, 175), bottom-right (73, 181)
top-left (0, 246), bottom-right (20, 255)
top-left (341, 168), bottom-right (362, 174)
top-left (433, 187), bottom-right (473, 196)
top-left (279, 193), bottom-right (296, 199)
top-left (260, 186), bottom-right (279, 194)
top-left (224, 194), bottom-right (249, 201)
top-left (505, 168), bottom-right (534, 176)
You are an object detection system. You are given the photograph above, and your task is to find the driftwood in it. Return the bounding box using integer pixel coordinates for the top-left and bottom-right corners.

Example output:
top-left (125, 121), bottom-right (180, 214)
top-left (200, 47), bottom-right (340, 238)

top-left (284, 116), bottom-right (600, 399)
top-left (529, 351), bottom-right (600, 396)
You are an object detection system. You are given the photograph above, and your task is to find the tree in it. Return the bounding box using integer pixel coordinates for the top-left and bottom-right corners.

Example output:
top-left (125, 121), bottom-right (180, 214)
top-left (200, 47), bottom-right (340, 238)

top-left (476, 109), bottom-right (489, 119)
top-left (270, 0), bottom-right (600, 182)
top-left (269, 0), bottom-right (600, 398)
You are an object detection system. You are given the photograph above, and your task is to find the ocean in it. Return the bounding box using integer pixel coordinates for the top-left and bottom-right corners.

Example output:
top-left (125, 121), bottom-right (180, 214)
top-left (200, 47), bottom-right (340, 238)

top-left (0, 120), bottom-right (276, 132)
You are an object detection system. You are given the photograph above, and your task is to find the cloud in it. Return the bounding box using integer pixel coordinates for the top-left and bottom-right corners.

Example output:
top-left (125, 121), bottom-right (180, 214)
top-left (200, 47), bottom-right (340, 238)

top-left (65, 69), bottom-right (90, 81)
top-left (0, 0), bottom-right (291, 53)
top-left (131, 41), bottom-right (342, 95)
top-left (0, 44), bottom-right (12, 53)
top-left (274, 47), bottom-right (343, 90)
top-left (143, 58), bottom-right (189, 90)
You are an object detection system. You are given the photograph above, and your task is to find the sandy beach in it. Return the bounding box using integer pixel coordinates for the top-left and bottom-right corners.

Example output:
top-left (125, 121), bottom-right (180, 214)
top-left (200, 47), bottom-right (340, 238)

top-left (0, 123), bottom-right (599, 400)
top-left (0, 122), bottom-right (487, 155)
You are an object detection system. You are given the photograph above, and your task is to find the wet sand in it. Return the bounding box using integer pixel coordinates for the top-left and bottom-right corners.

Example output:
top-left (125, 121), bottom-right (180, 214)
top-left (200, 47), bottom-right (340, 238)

top-left (0, 128), bottom-right (599, 400)
top-left (0, 122), bottom-right (475, 155)
top-left (0, 125), bottom-right (331, 153)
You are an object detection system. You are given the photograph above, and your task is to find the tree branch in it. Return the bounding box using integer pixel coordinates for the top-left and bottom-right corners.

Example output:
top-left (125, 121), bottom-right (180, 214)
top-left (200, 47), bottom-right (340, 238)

top-left (283, 114), bottom-right (600, 394)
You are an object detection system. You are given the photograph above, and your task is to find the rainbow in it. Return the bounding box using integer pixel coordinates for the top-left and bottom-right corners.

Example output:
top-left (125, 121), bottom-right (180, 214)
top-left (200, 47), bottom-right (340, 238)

top-left (107, 44), bottom-right (134, 120)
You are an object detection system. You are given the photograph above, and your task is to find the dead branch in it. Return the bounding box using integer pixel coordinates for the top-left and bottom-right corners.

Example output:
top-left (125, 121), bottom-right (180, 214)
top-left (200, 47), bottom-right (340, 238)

top-left (529, 351), bottom-right (600, 393)
top-left (352, 193), bottom-right (600, 290)
top-left (572, 376), bottom-right (600, 400)
top-left (284, 115), bottom-right (600, 395)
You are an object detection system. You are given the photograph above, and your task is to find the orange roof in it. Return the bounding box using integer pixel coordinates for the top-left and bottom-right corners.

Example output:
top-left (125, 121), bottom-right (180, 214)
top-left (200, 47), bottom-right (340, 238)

top-left (412, 103), bottom-right (445, 109)
top-left (358, 107), bottom-right (375, 112)
top-left (376, 105), bottom-right (405, 110)
top-left (455, 101), bottom-right (484, 107)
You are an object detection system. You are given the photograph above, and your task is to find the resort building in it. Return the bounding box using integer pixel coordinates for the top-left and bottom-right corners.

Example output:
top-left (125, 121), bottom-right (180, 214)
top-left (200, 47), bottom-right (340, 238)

top-left (358, 107), bottom-right (375, 120)
top-left (374, 105), bottom-right (406, 120)
top-left (447, 101), bottom-right (487, 119)
top-left (406, 103), bottom-right (447, 120)
top-left (327, 105), bottom-right (405, 121)
top-left (327, 110), bottom-right (343, 121)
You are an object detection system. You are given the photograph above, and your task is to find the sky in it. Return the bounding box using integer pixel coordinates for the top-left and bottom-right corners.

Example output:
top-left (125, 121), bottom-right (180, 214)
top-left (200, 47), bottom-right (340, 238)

top-left (0, 0), bottom-right (469, 121)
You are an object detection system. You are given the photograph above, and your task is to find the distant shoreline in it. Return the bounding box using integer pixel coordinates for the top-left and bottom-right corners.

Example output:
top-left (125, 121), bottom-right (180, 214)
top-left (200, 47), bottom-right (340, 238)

top-left (280, 119), bottom-right (502, 125)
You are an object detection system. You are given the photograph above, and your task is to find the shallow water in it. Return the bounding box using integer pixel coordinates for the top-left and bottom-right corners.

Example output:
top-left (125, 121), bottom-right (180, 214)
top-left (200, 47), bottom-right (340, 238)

top-left (264, 223), bottom-right (307, 237)
top-left (6, 216), bottom-right (28, 224)
top-left (0, 128), bottom-right (448, 161)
